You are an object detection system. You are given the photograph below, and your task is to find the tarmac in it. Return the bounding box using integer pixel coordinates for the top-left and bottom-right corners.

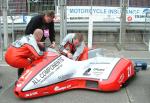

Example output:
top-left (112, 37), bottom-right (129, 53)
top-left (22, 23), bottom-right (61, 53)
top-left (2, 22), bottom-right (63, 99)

top-left (0, 43), bottom-right (150, 103)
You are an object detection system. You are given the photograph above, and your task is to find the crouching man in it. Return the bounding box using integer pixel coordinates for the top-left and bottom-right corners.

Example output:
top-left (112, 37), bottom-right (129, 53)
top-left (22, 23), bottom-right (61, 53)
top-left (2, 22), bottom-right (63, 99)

top-left (5, 29), bottom-right (44, 78)
top-left (59, 33), bottom-right (88, 61)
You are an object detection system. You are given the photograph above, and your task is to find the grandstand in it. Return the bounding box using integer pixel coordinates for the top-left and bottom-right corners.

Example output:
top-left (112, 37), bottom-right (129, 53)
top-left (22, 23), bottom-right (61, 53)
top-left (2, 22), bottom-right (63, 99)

top-left (0, 0), bottom-right (150, 50)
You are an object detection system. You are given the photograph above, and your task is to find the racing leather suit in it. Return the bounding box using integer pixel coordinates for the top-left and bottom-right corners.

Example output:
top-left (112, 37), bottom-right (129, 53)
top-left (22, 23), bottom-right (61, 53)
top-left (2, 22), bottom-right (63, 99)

top-left (5, 35), bottom-right (43, 69)
top-left (59, 33), bottom-right (88, 60)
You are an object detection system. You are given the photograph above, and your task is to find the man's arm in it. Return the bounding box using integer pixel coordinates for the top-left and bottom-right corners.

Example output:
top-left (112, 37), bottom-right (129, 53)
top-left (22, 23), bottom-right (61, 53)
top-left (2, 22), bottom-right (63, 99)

top-left (49, 22), bottom-right (55, 43)
top-left (73, 42), bottom-right (85, 60)
top-left (26, 35), bottom-right (44, 59)
top-left (59, 46), bottom-right (73, 59)
top-left (59, 34), bottom-right (72, 54)
top-left (59, 34), bottom-right (74, 59)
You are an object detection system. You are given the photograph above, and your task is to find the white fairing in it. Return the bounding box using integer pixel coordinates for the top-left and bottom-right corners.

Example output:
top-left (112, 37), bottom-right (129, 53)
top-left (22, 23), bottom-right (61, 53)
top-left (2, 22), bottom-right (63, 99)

top-left (23, 55), bottom-right (120, 91)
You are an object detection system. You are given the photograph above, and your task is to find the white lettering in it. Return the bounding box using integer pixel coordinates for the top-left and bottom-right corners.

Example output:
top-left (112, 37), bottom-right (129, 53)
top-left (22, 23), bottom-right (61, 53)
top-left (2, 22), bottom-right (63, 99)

top-left (54, 85), bottom-right (72, 91)
top-left (25, 92), bottom-right (38, 97)
top-left (31, 56), bottom-right (64, 85)
top-left (127, 65), bottom-right (132, 77)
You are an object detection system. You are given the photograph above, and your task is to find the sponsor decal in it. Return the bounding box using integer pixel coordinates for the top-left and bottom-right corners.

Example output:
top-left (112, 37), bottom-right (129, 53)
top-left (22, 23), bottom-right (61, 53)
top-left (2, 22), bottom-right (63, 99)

top-left (16, 70), bottom-right (32, 87)
top-left (93, 68), bottom-right (105, 72)
top-left (54, 85), bottom-right (72, 91)
top-left (16, 83), bottom-right (22, 87)
top-left (83, 57), bottom-right (120, 80)
top-left (127, 16), bottom-right (132, 22)
top-left (25, 92), bottom-right (38, 97)
top-left (118, 74), bottom-right (124, 83)
top-left (31, 56), bottom-right (64, 85)
top-left (127, 65), bottom-right (132, 77)
top-left (93, 68), bottom-right (104, 76)
top-left (44, 29), bottom-right (50, 38)
top-left (83, 67), bottom-right (105, 77)
top-left (83, 68), bottom-right (91, 76)
top-left (20, 70), bottom-right (32, 80)
top-left (43, 92), bottom-right (49, 95)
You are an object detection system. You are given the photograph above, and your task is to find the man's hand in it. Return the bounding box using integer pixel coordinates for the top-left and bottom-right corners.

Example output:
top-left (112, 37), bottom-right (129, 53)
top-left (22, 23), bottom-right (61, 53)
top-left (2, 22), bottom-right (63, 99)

top-left (67, 52), bottom-right (73, 59)
top-left (50, 42), bottom-right (56, 48)
top-left (37, 42), bottom-right (45, 48)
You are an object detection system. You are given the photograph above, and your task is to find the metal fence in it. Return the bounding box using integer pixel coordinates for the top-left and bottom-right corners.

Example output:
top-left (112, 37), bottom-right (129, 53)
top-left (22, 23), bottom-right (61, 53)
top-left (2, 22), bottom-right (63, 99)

top-left (143, 12), bottom-right (150, 50)
top-left (0, 16), bottom-right (3, 60)
top-left (65, 0), bottom-right (150, 50)
top-left (7, 0), bottom-right (56, 15)
top-left (0, 0), bottom-right (150, 60)
top-left (0, 0), bottom-right (149, 15)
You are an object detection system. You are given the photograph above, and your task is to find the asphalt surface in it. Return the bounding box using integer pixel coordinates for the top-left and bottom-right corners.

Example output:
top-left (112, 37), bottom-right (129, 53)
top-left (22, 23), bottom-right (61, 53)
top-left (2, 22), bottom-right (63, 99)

top-left (0, 44), bottom-right (150, 103)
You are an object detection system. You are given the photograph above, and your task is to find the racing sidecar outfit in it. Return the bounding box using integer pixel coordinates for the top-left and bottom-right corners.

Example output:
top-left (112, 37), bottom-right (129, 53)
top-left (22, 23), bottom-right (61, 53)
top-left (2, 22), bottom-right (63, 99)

top-left (5, 34), bottom-right (43, 69)
top-left (59, 33), bottom-right (88, 60)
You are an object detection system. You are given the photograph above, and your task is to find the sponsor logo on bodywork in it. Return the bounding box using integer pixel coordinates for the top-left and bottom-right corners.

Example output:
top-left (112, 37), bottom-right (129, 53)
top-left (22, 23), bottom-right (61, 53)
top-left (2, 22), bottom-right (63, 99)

top-left (25, 92), bottom-right (38, 97)
top-left (31, 56), bottom-right (64, 85)
top-left (54, 85), bottom-right (72, 91)
top-left (83, 68), bottom-right (91, 76)
top-left (118, 73), bottom-right (124, 84)
top-left (127, 65), bottom-right (132, 77)
top-left (83, 67), bottom-right (105, 77)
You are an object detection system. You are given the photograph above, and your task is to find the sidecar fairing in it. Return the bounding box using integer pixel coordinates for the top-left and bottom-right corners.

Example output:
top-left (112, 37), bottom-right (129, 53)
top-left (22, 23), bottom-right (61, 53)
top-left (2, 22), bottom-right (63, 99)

top-left (14, 49), bottom-right (135, 99)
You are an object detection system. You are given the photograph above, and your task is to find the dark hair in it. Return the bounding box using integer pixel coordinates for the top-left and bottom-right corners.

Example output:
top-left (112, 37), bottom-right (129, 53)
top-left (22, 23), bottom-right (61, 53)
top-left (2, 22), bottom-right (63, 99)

top-left (74, 33), bottom-right (84, 42)
top-left (44, 10), bottom-right (55, 17)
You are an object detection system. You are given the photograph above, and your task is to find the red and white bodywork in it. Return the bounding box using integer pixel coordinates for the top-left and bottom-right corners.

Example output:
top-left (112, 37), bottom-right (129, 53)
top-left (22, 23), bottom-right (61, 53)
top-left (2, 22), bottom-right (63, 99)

top-left (14, 49), bottom-right (135, 99)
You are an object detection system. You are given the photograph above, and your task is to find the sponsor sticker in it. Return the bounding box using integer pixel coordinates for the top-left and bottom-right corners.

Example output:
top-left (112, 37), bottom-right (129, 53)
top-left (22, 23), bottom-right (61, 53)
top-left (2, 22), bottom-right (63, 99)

top-left (127, 65), bottom-right (132, 77)
top-left (31, 56), bottom-right (64, 85)
top-left (54, 85), bottom-right (72, 91)
top-left (118, 74), bottom-right (124, 83)
top-left (44, 29), bottom-right (49, 37)
top-left (25, 92), bottom-right (38, 97)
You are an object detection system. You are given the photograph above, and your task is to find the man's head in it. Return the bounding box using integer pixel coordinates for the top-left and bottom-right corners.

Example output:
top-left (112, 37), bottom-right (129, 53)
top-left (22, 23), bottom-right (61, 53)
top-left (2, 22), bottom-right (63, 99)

top-left (33, 29), bottom-right (43, 42)
top-left (73, 33), bottom-right (84, 47)
top-left (43, 10), bottom-right (55, 23)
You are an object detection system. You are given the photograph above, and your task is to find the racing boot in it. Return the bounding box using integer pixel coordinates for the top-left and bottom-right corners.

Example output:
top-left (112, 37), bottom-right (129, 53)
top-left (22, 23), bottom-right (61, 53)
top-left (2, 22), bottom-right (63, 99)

top-left (0, 85), bottom-right (2, 89)
top-left (18, 68), bottom-right (24, 79)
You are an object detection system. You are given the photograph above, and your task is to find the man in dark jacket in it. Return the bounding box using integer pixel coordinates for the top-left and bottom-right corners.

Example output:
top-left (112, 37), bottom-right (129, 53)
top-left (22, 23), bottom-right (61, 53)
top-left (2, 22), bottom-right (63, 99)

top-left (25, 10), bottom-right (56, 50)
top-left (17, 11), bottom-right (56, 78)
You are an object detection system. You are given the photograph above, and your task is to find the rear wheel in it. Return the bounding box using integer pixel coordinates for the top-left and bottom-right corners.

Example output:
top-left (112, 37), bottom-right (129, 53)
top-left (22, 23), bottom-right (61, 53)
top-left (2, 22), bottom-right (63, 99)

top-left (134, 61), bottom-right (147, 71)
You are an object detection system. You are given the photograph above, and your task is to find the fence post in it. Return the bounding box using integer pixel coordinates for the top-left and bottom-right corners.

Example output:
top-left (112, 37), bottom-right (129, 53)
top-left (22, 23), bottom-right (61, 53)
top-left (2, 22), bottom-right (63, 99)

top-left (119, 0), bottom-right (128, 50)
top-left (0, 17), bottom-right (3, 60)
top-left (2, 0), bottom-right (8, 49)
top-left (88, 0), bottom-right (93, 49)
top-left (148, 39), bottom-right (150, 52)
top-left (59, 0), bottom-right (67, 44)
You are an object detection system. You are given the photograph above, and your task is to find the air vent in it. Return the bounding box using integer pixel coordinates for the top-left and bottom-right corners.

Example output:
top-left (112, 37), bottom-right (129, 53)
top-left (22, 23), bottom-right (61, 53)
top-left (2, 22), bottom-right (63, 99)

top-left (86, 80), bottom-right (98, 89)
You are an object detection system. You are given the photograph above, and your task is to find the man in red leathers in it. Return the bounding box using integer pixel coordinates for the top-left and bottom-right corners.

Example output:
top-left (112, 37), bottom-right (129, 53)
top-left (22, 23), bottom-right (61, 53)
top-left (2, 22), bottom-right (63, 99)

top-left (59, 33), bottom-right (88, 61)
top-left (5, 29), bottom-right (44, 77)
